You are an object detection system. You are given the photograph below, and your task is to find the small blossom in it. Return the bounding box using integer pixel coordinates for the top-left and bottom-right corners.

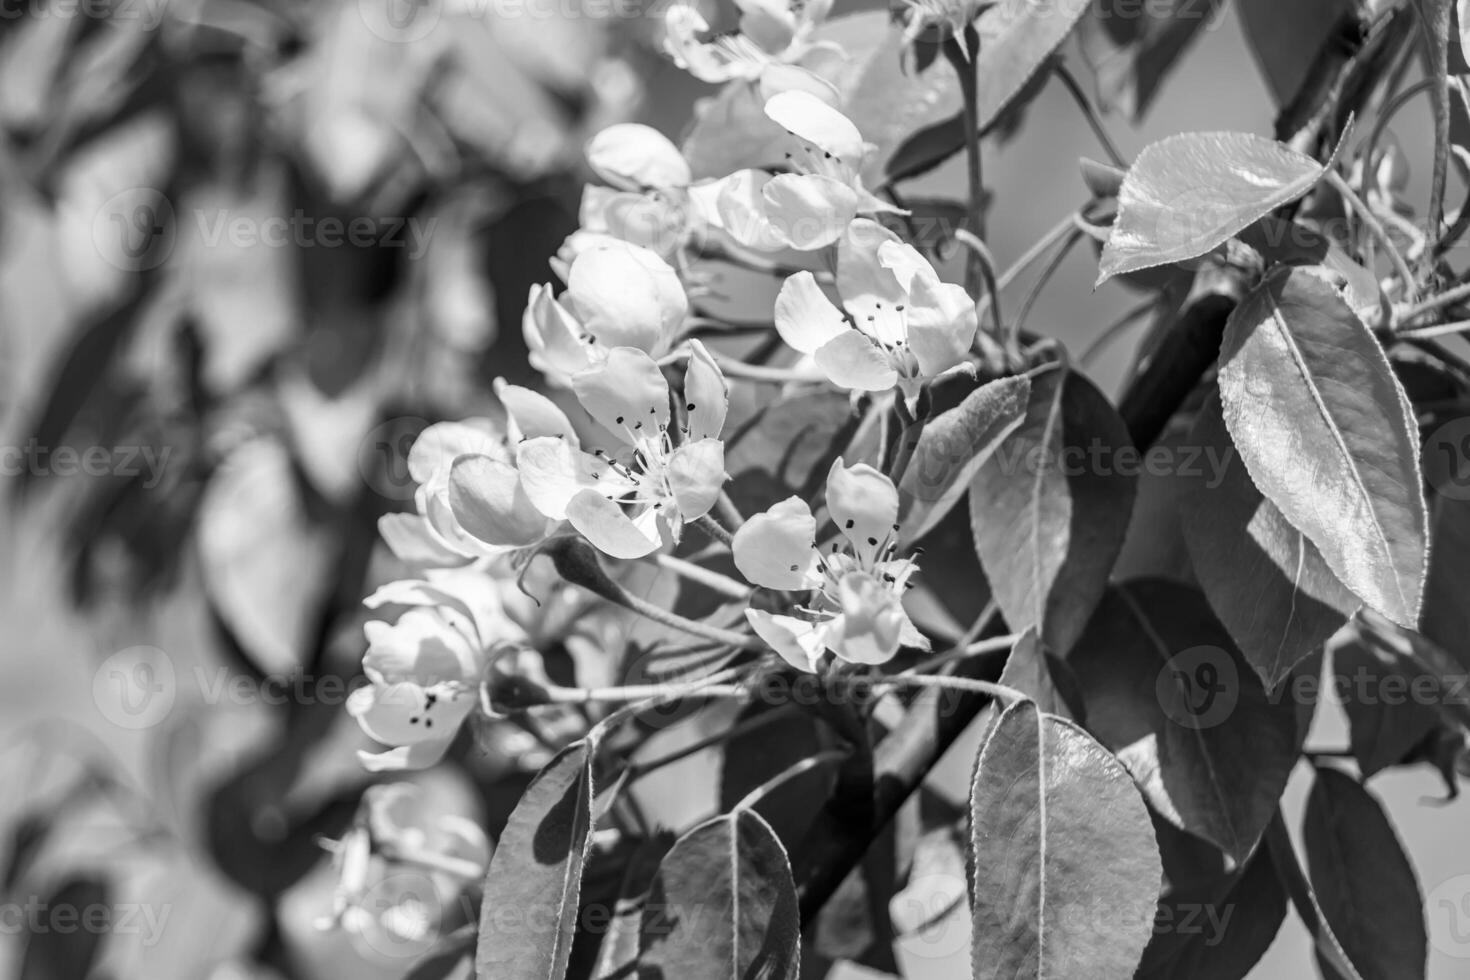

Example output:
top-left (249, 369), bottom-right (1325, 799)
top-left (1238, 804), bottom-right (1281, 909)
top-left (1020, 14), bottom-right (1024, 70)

top-left (663, 0), bottom-right (834, 85)
top-left (711, 92), bottom-right (901, 251)
top-left (523, 240), bottom-right (689, 385)
top-left (349, 567), bottom-right (526, 771)
top-left (772, 218), bottom-right (976, 399)
top-left (899, 0), bottom-right (992, 58)
top-left (516, 341), bottom-right (729, 559)
top-left (734, 458), bottom-right (928, 670)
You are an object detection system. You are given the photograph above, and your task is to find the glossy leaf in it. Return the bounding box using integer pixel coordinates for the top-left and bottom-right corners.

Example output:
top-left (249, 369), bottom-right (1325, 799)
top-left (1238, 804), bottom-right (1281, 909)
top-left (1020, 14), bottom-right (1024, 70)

top-left (1066, 580), bottom-right (1300, 863)
top-left (968, 699), bottom-right (1161, 980)
top-left (636, 808), bottom-right (800, 979)
top-left (1264, 811), bottom-right (1366, 980)
top-left (1216, 266), bottom-right (1428, 627)
top-left (1180, 390), bottom-right (1359, 689)
top-left (1098, 133), bottom-right (1326, 284)
top-left (897, 374), bottom-right (1030, 544)
top-left (1303, 767), bottom-right (1427, 980)
top-left (475, 740), bottom-right (597, 980)
top-left (969, 365), bottom-right (1136, 655)
top-left (1076, 0), bottom-right (1225, 120)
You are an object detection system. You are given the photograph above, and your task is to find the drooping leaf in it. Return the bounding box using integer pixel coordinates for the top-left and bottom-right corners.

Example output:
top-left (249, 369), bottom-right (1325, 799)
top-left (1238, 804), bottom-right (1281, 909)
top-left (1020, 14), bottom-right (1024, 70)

top-left (1180, 389), bottom-right (1359, 689)
top-left (1216, 266), bottom-right (1428, 627)
top-left (968, 699), bottom-right (1161, 979)
top-left (1137, 842), bottom-right (1287, 980)
top-left (1264, 810), bottom-right (1366, 980)
top-left (1331, 627), bottom-right (1443, 779)
top-left (475, 739), bottom-right (598, 980)
top-left (897, 373), bottom-right (1030, 544)
top-left (1303, 767), bottom-right (1428, 980)
top-left (1076, 0), bottom-right (1225, 121)
top-left (636, 808), bottom-right (800, 979)
top-left (19, 876), bottom-right (111, 980)
top-left (1236, 0), bottom-right (1353, 106)
top-left (969, 365), bottom-right (1136, 655)
top-left (1066, 579), bottom-right (1300, 863)
top-left (970, 0), bottom-right (1092, 132)
top-left (1097, 132), bottom-right (1327, 284)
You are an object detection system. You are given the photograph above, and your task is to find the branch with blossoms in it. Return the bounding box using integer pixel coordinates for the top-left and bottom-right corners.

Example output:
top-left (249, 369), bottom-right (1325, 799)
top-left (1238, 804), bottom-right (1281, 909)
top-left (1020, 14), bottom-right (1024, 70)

top-left (324, 0), bottom-right (1470, 977)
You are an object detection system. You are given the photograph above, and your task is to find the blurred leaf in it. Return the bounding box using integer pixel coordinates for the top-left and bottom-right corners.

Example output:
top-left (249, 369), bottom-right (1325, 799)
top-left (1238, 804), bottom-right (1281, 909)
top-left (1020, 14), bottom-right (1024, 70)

top-left (1303, 767), bottom-right (1427, 980)
top-left (897, 373), bottom-right (1030, 544)
top-left (1077, 0), bottom-right (1225, 121)
top-left (1180, 390), bottom-right (1358, 688)
top-left (720, 704), bottom-right (830, 848)
top-left (19, 875), bottom-right (110, 980)
top-left (971, 0), bottom-right (1091, 131)
top-left (476, 740), bottom-right (597, 980)
top-left (1217, 267), bottom-right (1427, 628)
top-left (1332, 627), bottom-right (1443, 778)
top-left (1409, 0), bottom-right (1451, 247)
top-left (1420, 492), bottom-right (1470, 670)
top-left (1237, 0), bottom-right (1353, 106)
top-left (968, 700), bottom-right (1160, 979)
top-left (407, 925), bottom-right (476, 980)
top-left (1067, 579), bottom-right (1300, 863)
top-left (198, 438), bottom-right (334, 677)
top-left (1097, 133), bottom-right (1326, 284)
top-left (636, 809), bottom-right (800, 980)
top-left (968, 365), bottom-right (1135, 655)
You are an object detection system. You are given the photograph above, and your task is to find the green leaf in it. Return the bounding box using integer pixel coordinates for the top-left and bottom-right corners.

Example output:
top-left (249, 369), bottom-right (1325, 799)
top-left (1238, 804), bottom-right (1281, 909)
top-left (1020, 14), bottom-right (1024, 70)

top-left (1066, 580), bottom-right (1301, 863)
top-left (996, 628), bottom-right (1085, 723)
top-left (1237, 0), bottom-right (1354, 106)
top-left (968, 699), bottom-right (1161, 980)
top-left (1180, 390), bottom-right (1359, 689)
top-left (897, 374), bottom-right (1031, 544)
top-left (1097, 133), bottom-right (1327, 284)
top-left (969, 365), bottom-right (1137, 655)
top-left (1216, 266), bottom-right (1428, 627)
top-left (970, 0), bottom-right (1092, 132)
top-left (1234, 218), bottom-right (1384, 321)
top-left (1303, 767), bottom-right (1428, 980)
top-left (1137, 843), bottom-right (1287, 980)
top-left (475, 740), bottom-right (597, 980)
top-left (1076, 0), bottom-right (1225, 121)
top-left (637, 809), bottom-right (801, 979)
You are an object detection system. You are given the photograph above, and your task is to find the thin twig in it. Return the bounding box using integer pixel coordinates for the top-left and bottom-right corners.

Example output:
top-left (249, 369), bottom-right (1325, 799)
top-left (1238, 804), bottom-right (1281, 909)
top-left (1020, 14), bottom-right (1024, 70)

top-left (652, 553), bottom-right (750, 600)
top-left (1053, 61), bottom-right (1127, 168)
top-left (1326, 170), bottom-right (1415, 300)
top-left (733, 750), bottom-right (849, 812)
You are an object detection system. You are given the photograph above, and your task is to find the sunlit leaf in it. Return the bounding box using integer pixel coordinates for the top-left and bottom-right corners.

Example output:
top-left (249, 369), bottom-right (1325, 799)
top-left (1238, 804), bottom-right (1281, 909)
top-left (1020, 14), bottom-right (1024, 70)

top-left (969, 365), bottom-right (1136, 655)
top-left (475, 740), bottom-right (598, 980)
top-left (637, 808), bottom-right (801, 979)
top-left (968, 699), bottom-right (1161, 979)
top-left (1216, 266), bottom-right (1428, 627)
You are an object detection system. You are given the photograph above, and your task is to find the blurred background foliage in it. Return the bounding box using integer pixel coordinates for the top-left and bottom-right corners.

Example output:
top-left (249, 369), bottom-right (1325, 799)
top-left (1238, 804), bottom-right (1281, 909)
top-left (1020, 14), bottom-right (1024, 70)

top-left (1, 0), bottom-right (1467, 978)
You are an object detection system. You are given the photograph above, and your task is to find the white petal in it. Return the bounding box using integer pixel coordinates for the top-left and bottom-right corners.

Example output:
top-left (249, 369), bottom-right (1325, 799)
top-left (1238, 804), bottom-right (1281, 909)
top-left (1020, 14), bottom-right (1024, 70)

top-left (356, 739), bottom-right (455, 773)
top-left (363, 608), bottom-right (479, 682)
top-left (813, 330), bottom-right (898, 392)
top-left (663, 4), bottom-right (765, 83)
top-left (348, 680), bottom-right (476, 749)
top-left (757, 64), bottom-right (840, 103)
top-left (667, 438), bottom-right (725, 521)
top-left (579, 187), bottom-right (685, 257)
top-left (711, 170), bottom-right (786, 252)
top-left (682, 339), bottom-right (729, 440)
top-left (449, 454), bottom-right (552, 548)
top-left (572, 347), bottom-right (672, 445)
top-left (566, 242), bottom-right (687, 353)
top-left (762, 173), bottom-right (860, 250)
top-left (732, 495), bottom-right (818, 590)
top-left (826, 457), bottom-right (899, 563)
top-left (407, 420), bottom-right (503, 485)
top-left (522, 284), bottom-right (591, 379)
top-left (907, 282), bottom-right (977, 378)
top-left (745, 608), bottom-right (827, 672)
top-left (831, 572), bottom-right (904, 665)
top-left (495, 380), bottom-right (578, 444)
top-left (377, 513), bottom-right (468, 566)
top-left (586, 123), bottom-right (692, 191)
top-left (566, 489), bottom-right (664, 559)
top-left (764, 90), bottom-right (866, 162)
top-left (774, 271), bottom-right (848, 355)
top-left (735, 0), bottom-right (797, 53)
top-left (838, 220), bottom-right (908, 347)
top-left (516, 436), bottom-right (631, 520)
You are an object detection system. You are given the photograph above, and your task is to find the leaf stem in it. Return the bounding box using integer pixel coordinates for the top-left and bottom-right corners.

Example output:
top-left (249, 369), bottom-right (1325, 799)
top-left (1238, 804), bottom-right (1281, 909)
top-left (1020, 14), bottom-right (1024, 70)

top-left (695, 513), bottom-right (734, 547)
top-left (944, 32), bottom-right (986, 293)
top-left (875, 672), bottom-right (1027, 703)
top-left (1397, 279), bottom-right (1470, 323)
top-left (716, 490), bottom-right (745, 529)
top-left (952, 229), bottom-right (1004, 340)
top-left (1011, 226), bottom-right (1082, 341)
top-left (625, 706), bottom-right (800, 780)
top-left (1325, 170), bottom-right (1416, 301)
top-left (651, 553), bottom-right (749, 599)
top-left (554, 667), bottom-right (751, 707)
top-left (903, 630), bottom-right (1017, 676)
top-left (1053, 61), bottom-right (1126, 168)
